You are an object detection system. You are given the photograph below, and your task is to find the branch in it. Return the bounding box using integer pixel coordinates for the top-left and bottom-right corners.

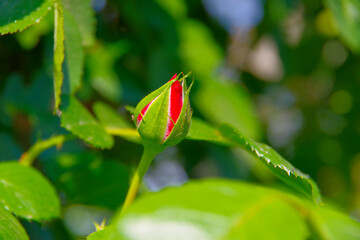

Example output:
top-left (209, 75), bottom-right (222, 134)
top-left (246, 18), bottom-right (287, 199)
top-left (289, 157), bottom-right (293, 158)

top-left (19, 134), bottom-right (74, 166)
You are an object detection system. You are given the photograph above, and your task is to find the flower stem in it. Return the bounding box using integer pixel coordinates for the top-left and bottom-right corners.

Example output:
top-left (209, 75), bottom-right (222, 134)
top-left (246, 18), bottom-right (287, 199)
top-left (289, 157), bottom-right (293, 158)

top-left (19, 134), bottom-right (74, 166)
top-left (105, 127), bottom-right (141, 144)
top-left (120, 146), bottom-right (158, 215)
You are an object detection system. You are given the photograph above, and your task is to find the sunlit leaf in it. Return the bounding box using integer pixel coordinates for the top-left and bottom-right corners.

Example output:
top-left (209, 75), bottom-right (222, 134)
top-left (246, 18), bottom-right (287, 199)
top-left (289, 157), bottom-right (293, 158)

top-left (219, 123), bottom-right (322, 205)
top-left (60, 96), bottom-right (114, 149)
top-left (107, 180), bottom-right (344, 240)
top-left (0, 0), bottom-right (53, 35)
top-left (224, 200), bottom-right (308, 240)
top-left (0, 207), bottom-right (29, 240)
top-left (63, 9), bottom-right (84, 94)
top-left (186, 118), bottom-right (229, 145)
top-left (0, 162), bottom-right (60, 221)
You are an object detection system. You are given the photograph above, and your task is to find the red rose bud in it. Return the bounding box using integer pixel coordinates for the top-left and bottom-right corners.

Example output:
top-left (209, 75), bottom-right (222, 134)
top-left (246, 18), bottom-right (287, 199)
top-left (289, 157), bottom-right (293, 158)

top-left (134, 73), bottom-right (193, 151)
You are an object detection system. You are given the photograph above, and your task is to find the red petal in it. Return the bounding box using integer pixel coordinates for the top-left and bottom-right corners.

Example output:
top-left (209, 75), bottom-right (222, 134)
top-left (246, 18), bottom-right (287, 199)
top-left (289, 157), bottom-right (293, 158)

top-left (165, 80), bottom-right (183, 139)
top-left (169, 73), bottom-right (177, 81)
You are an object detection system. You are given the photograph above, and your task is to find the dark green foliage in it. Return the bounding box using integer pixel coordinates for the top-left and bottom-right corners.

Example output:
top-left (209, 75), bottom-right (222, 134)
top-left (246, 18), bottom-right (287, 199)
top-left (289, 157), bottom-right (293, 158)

top-left (0, 0), bottom-right (359, 239)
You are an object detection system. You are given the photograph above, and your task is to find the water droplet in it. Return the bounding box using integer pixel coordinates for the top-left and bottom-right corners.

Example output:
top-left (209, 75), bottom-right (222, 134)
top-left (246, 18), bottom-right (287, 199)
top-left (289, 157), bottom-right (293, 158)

top-left (14, 20), bottom-right (17, 23)
top-left (36, 19), bottom-right (40, 23)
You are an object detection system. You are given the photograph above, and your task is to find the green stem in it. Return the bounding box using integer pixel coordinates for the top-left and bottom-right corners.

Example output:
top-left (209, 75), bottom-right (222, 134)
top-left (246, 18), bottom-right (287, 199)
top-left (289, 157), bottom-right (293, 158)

top-left (120, 146), bottom-right (158, 215)
top-left (105, 127), bottom-right (141, 144)
top-left (19, 134), bottom-right (74, 166)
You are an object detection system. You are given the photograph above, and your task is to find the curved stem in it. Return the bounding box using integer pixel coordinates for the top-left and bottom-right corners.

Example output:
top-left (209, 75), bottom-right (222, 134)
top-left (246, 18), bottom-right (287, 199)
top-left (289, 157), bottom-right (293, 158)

top-left (120, 146), bottom-right (158, 215)
top-left (19, 134), bottom-right (74, 166)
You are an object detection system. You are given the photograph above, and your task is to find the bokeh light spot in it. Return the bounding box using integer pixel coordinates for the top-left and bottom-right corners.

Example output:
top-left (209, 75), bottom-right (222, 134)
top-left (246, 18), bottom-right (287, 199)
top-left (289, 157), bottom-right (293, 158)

top-left (330, 90), bottom-right (353, 114)
top-left (322, 40), bottom-right (348, 68)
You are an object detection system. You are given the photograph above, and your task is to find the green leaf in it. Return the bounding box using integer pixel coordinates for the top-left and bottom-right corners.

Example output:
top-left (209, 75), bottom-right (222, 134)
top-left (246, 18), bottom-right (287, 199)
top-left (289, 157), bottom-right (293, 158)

top-left (195, 79), bottom-right (261, 140)
top-left (224, 199), bottom-right (308, 240)
top-left (186, 118), bottom-right (230, 145)
top-left (0, 162), bottom-right (60, 221)
top-left (15, 11), bottom-right (53, 50)
top-left (109, 180), bottom-right (359, 240)
top-left (87, 227), bottom-right (112, 240)
top-left (0, 0), bottom-right (53, 35)
top-left (53, 0), bottom-right (65, 111)
top-left (62, 0), bottom-right (95, 46)
top-left (109, 180), bottom-right (320, 240)
top-left (0, 207), bottom-right (29, 240)
top-left (219, 123), bottom-right (322, 205)
top-left (63, 9), bottom-right (84, 94)
top-left (60, 96), bottom-right (114, 149)
top-left (324, 0), bottom-right (360, 53)
top-left (93, 102), bottom-right (133, 129)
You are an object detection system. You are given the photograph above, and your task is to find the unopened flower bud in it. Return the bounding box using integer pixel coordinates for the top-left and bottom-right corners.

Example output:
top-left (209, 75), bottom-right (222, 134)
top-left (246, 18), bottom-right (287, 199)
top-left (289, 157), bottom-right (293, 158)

top-left (134, 73), bottom-right (193, 151)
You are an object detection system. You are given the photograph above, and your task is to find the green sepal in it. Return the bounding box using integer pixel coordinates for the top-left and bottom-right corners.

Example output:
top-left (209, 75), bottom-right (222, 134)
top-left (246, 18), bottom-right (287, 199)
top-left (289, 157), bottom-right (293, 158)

top-left (136, 87), bottom-right (170, 153)
top-left (133, 76), bottom-right (179, 126)
top-left (134, 73), bottom-right (193, 152)
top-left (163, 78), bottom-right (194, 146)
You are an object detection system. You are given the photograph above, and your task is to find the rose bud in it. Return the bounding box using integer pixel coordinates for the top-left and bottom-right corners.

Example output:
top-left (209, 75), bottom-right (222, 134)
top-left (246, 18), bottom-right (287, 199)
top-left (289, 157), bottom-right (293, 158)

top-left (134, 73), bottom-right (193, 152)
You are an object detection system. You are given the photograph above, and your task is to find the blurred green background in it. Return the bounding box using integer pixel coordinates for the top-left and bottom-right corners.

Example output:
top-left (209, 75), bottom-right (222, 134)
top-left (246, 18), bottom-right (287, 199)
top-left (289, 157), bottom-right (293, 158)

top-left (1, 0), bottom-right (360, 238)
